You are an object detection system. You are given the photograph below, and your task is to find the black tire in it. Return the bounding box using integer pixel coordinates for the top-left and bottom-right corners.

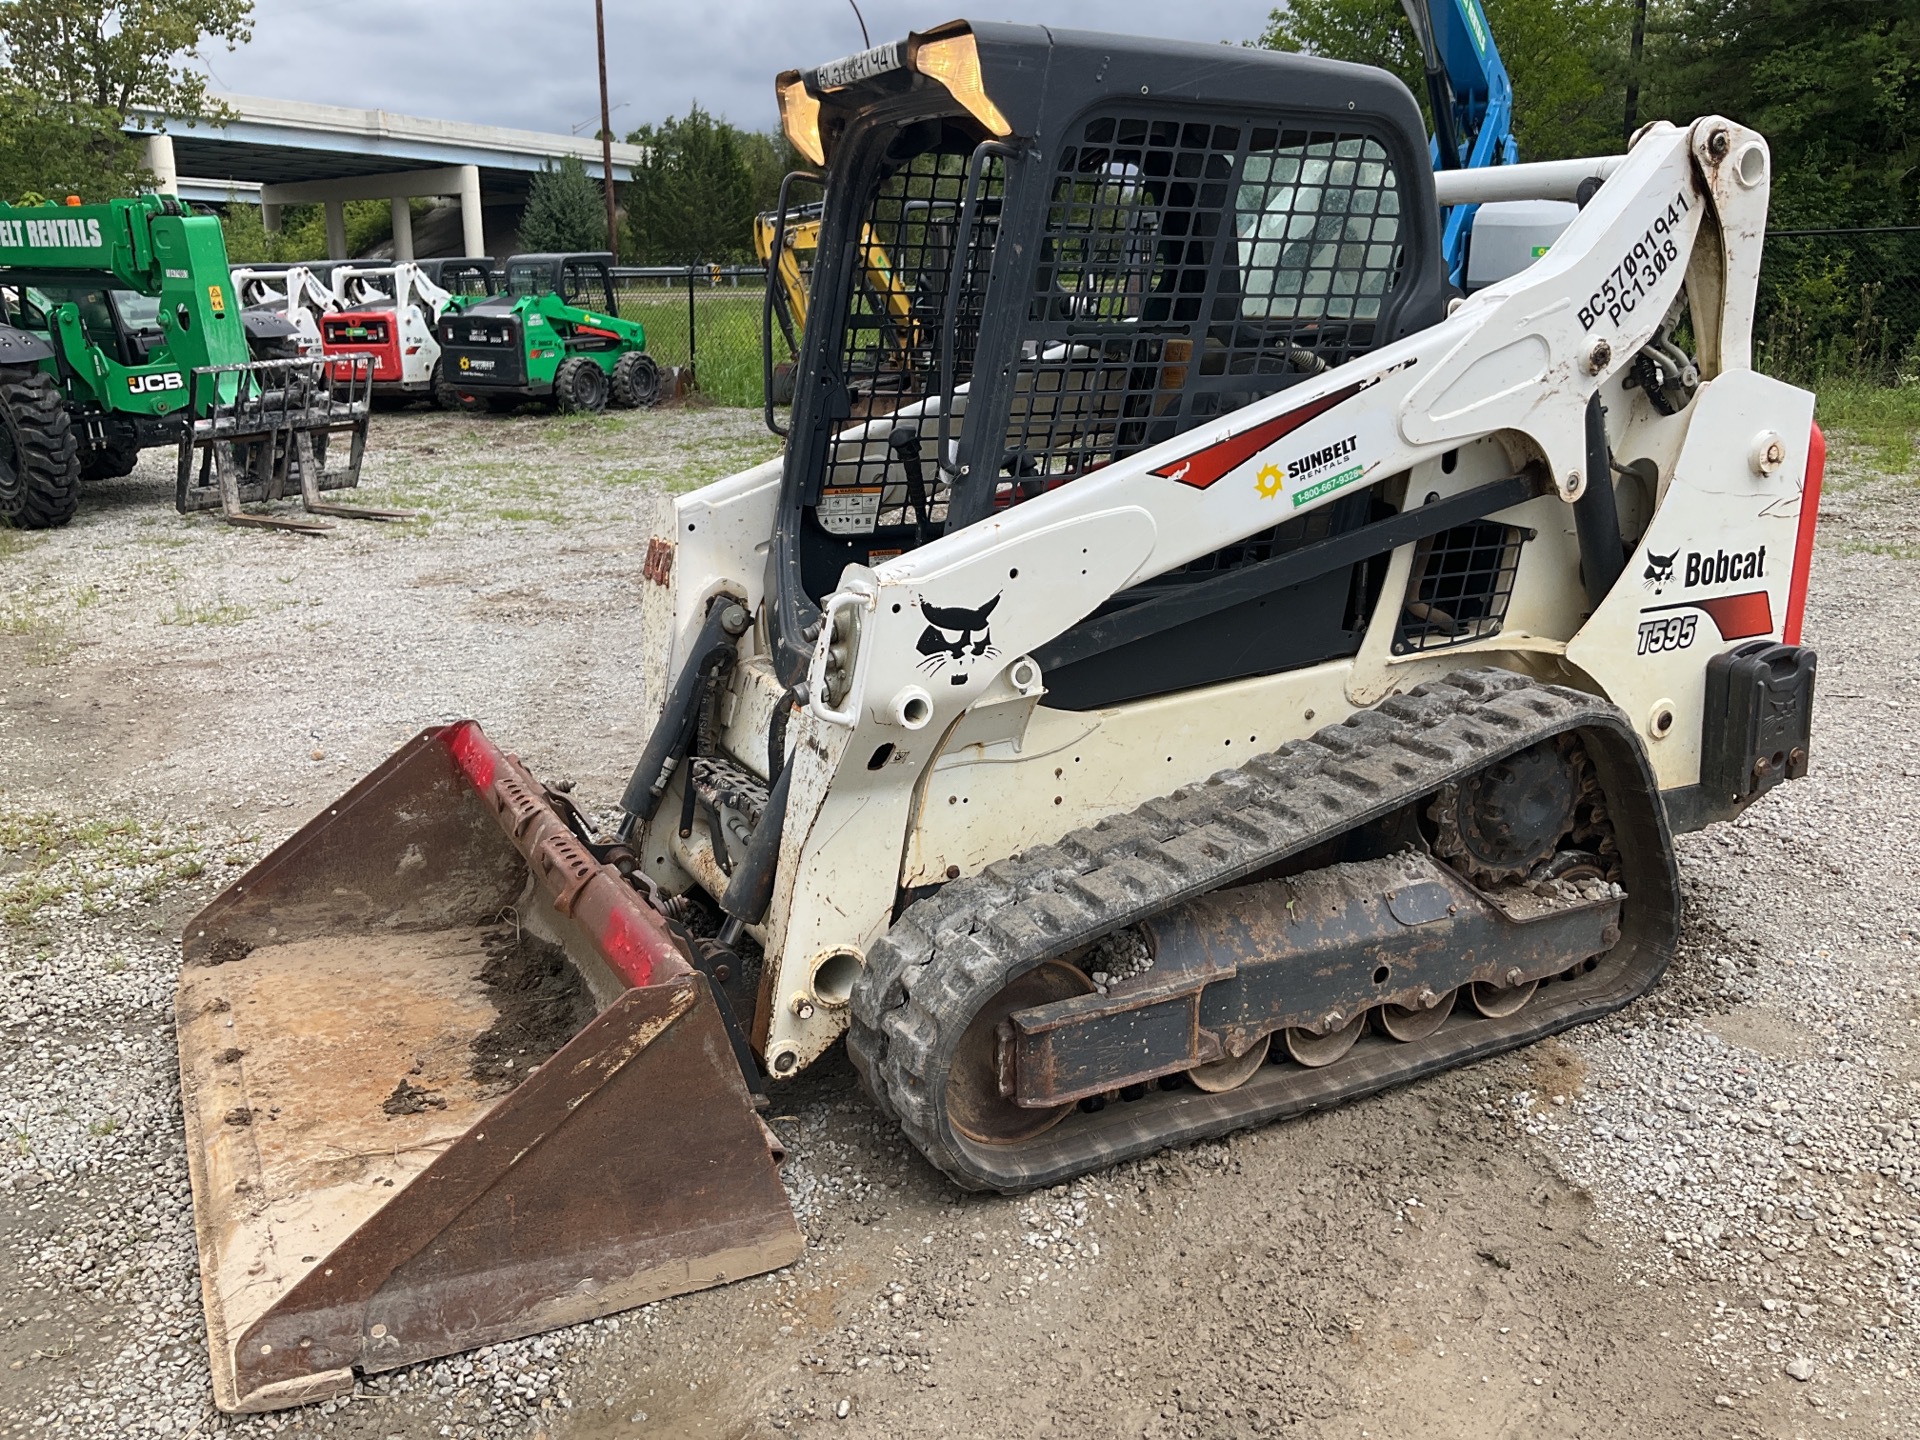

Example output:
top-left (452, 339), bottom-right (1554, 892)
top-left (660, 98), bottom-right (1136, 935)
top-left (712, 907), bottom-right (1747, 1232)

top-left (79, 421), bottom-right (141, 482)
top-left (0, 368), bottom-right (81, 530)
top-left (609, 351), bottom-right (661, 409)
top-left (553, 356), bottom-right (610, 415)
top-left (433, 362), bottom-right (484, 414)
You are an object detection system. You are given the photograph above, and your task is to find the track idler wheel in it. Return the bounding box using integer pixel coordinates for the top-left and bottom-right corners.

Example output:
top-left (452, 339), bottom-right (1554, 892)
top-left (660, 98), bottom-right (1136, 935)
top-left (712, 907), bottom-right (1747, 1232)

top-left (945, 961), bottom-right (1094, 1145)
top-left (1187, 1035), bottom-right (1271, 1092)
top-left (1469, 972), bottom-right (1539, 1018)
top-left (1282, 1013), bottom-right (1366, 1068)
top-left (1375, 987), bottom-right (1458, 1042)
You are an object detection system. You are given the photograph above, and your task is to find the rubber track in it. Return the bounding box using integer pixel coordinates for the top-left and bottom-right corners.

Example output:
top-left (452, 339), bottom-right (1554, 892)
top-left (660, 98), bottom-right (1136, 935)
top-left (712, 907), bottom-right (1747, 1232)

top-left (847, 669), bottom-right (1682, 1192)
top-left (0, 367), bottom-right (80, 529)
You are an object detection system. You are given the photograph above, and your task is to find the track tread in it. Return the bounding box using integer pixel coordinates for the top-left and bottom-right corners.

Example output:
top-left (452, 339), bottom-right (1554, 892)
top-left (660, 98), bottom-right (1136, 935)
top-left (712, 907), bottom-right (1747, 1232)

top-left (847, 669), bottom-right (1679, 1192)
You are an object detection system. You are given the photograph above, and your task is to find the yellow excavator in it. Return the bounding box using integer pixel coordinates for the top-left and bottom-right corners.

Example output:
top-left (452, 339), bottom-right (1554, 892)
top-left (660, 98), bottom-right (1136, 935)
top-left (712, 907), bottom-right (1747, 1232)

top-left (754, 199), bottom-right (951, 413)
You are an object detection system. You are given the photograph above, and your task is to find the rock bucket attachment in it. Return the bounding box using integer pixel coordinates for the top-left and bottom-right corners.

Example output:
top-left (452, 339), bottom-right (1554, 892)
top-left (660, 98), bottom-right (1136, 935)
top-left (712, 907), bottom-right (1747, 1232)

top-left (177, 723), bottom-right (803, 1413)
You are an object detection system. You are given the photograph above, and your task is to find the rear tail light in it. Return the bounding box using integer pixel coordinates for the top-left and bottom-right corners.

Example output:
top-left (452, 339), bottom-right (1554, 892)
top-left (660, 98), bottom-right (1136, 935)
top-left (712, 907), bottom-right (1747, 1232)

top-left (1782, 421), bottom-right (1824, 646)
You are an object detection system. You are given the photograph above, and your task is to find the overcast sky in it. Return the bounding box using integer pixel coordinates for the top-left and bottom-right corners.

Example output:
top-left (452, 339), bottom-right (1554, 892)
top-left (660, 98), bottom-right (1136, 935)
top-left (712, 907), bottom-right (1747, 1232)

top-left (208, 1), bottom-right (1271, 137)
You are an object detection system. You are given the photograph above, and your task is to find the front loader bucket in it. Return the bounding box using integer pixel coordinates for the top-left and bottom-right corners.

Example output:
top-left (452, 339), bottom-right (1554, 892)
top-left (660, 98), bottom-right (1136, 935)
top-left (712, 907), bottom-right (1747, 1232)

top-left (177, 723), bottom-right (803, 1413)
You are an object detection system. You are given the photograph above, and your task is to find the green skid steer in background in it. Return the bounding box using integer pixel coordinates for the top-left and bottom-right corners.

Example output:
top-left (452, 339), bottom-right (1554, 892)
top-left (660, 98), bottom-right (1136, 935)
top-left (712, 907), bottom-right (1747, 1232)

top-left (435, 251), bottom-right (660, 414)
top-left (0, 194), bottom-right (401, 535)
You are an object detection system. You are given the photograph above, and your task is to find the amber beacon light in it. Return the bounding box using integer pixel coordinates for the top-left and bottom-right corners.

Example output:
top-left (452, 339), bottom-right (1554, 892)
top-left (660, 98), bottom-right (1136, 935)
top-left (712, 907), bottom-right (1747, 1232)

top-left (912, 30), bottom-right (1011, 136)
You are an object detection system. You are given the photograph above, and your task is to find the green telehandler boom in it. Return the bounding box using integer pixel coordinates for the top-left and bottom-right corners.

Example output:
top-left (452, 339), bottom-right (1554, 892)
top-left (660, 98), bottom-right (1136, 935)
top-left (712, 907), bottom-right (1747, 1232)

top-left (0, 193), bottom-right (398, 534)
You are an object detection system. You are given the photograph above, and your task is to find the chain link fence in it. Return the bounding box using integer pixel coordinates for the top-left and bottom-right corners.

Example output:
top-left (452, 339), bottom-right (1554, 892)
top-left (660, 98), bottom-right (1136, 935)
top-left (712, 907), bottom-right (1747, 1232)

top-left (1756, 227), bottom-right (1920, 386)
top-left (612, 266), bottom-right (769, 408)
top-left (608, 230), bottom-right (1920, 410)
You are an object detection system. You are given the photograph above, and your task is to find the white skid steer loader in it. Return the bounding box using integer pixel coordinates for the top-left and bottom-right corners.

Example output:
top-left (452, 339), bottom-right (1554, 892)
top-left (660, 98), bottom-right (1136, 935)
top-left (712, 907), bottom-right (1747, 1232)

top-left (229, 264), bottom-right (340, 359)
top-left (177, 19), bottom-right (1822, 1412)
top-left (325, 261), bottom-right (481, 402)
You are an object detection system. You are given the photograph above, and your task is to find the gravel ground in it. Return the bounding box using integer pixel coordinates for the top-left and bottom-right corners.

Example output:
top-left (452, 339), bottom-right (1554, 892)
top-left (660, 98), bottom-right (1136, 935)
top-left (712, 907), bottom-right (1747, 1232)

top-left (0, 401), bottom-right (1912, 1438)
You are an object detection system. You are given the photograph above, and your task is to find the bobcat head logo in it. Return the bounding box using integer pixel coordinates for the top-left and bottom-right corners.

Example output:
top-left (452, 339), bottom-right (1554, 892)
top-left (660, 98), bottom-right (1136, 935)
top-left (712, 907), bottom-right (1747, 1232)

top-left (1643, 549), bottom-right (1676, 594)
top-left (916, 594), bottom-right (1001, 685)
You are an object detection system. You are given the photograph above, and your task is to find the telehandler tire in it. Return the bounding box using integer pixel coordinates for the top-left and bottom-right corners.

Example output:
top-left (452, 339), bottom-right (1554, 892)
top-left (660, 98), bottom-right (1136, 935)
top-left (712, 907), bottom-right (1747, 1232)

top-left (79, 421), bottom-right (141, 482)
top-left (610, 352), bottom-right (662, 409)
top-left (553, 356), bottom-right (610, 414)
top-left (0, 368), bottom-right (81, 530)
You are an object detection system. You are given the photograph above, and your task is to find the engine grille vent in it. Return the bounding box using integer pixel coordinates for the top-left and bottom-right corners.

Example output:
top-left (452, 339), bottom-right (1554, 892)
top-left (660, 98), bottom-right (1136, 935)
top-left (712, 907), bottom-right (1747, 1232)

top-left (1392, 519), bottom-right (1526, 653)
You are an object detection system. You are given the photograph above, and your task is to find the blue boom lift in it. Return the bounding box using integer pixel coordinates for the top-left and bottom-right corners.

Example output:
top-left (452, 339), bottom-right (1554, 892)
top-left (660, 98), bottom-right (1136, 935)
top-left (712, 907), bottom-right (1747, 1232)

top-left (1400, 0), bottom-right (1519, 284)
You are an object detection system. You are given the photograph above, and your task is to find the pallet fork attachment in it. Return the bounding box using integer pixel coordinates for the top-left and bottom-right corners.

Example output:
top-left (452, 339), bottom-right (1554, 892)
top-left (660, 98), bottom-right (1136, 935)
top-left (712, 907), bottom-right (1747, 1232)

top-left (177, 723), bottom-right (803, 1412)
top-left (175, 356), bottom-right (411, 534)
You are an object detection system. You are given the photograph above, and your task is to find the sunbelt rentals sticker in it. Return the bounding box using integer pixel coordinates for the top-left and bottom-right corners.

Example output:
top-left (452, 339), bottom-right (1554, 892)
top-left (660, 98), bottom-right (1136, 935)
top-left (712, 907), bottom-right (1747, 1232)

top-left (0, 215), bottom-right (105, 250)
top-left (1255, 411), bottom-right (1385, 509)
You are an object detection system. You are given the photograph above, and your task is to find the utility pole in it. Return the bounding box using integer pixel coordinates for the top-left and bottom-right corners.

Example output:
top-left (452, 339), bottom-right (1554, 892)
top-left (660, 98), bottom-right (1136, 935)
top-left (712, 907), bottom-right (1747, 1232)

top-left (1623, 0), bottom-right (1648, 142)
top-left (595, 0), bottom-right (619, 261)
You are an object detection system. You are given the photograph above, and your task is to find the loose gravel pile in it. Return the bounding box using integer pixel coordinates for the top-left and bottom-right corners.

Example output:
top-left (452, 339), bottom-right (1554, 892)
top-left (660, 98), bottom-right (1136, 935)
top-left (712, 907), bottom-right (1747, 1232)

top-left (0, 401), bottom-right (1912, 1438)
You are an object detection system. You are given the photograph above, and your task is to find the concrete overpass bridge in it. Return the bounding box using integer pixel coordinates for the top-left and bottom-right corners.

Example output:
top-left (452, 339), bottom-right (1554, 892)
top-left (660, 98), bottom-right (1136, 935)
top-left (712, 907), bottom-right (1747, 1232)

top-left (136, 95), bottom-right (643, 259)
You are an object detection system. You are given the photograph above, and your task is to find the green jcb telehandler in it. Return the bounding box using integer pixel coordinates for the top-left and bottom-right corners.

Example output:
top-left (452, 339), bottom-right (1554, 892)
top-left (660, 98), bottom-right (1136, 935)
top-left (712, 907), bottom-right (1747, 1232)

top-left (0, 194), bottom-right (401, 535)
top-left (434, 251), bottom-right (660, 414)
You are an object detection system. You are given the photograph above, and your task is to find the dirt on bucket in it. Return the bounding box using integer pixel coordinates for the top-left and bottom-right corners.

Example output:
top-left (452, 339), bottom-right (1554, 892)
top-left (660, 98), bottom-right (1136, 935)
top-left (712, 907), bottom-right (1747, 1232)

top-left (470, 925), bottom-right (596, 1090)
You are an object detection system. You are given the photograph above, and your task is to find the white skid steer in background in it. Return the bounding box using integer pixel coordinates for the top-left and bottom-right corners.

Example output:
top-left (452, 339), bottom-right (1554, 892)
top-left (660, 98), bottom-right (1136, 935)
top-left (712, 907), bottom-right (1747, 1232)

top-left (229, 264), bottom-right (339, 358)
top-left (176, 19), bottom-right (1821, 1413)
top-left (324, 261), bottom-right (480, 403)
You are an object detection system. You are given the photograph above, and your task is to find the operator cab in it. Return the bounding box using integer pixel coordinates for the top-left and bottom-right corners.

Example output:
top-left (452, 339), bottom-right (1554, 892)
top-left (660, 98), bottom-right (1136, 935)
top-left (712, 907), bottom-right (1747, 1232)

top-left (503, 253), bottom-right (618, 315)
top-left (762, 20), bottom-right (1448, 702)
top-left (0, 281), bottom-right (167, 366)
top-left (418, 257), bottom-right (498, 298)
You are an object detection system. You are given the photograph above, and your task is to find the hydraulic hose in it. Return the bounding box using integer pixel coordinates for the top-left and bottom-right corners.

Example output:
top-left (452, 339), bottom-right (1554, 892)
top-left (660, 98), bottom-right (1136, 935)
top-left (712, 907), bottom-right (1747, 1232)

top-left (1575, 393), bottom-right (1627, 609)
top-left (618, 599), bottom-right (748, 829)
top-left (719, 764), bottom-right (792, 927)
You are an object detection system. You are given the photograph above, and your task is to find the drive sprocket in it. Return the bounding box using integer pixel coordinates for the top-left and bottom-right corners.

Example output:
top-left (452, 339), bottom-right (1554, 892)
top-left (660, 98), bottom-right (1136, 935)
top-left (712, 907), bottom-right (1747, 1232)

top-left (1427, 735), bottom-right (1588, 885)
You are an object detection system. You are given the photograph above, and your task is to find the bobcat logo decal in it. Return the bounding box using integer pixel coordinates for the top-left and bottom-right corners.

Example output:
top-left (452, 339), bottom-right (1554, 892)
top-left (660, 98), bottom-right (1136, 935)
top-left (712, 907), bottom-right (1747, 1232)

top-left (1643, 549), bottom-right (1677, 594)
top-left (916, 594), bottom-right (1000, 685)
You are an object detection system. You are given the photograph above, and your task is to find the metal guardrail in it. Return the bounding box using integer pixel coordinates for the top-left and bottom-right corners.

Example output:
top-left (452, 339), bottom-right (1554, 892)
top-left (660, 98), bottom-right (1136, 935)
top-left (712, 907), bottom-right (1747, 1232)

top-left (613, 265), bottom-right (768, 286)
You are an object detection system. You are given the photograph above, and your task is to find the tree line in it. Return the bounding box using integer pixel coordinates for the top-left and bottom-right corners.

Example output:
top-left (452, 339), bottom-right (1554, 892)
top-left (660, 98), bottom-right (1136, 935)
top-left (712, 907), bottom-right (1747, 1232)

top-left (1260, 0), bottom-right (1918, 230)
top-left (3, 1), bottom-right (1910, 258)
top-left (518, 106), bottom-right (793, 263)
top-left (0, 0), bottom-right (250, 204)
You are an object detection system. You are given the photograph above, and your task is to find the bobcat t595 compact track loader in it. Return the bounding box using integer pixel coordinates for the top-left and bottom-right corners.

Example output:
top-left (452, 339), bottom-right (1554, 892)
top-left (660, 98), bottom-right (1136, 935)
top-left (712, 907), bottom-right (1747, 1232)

top-left (177, 20), bottom-right (1822, 1411)
top-left (323, 259), bottom-right (496, 403)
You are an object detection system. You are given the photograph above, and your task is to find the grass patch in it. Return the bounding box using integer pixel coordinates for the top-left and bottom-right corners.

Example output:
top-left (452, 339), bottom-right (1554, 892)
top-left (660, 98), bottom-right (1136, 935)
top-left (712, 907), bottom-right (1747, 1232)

top-left (617, 289), bottom-right (766, 408)
top-left (0, 806), bottom-right (207, 925)
top-left (1836, 538), bottom-right (1920, 561)
top-left (1813, 378), bottom-right (1920, 476)
top-left (0, 598), bottom-right (47, 636)
top-left (161, 598), bottom-right (255, 627)
top-left (667, 440), bottom-right (785, 494)
top-left (0, 588), bottom-right (72, 663)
